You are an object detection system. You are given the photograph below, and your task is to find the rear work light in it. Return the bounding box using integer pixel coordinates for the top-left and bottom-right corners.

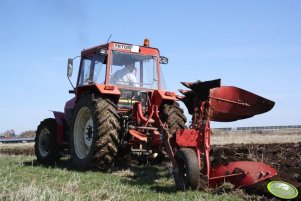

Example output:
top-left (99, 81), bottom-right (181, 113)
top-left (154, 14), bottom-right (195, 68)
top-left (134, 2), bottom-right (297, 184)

top-left (143, 38), bottom-right (150, 47)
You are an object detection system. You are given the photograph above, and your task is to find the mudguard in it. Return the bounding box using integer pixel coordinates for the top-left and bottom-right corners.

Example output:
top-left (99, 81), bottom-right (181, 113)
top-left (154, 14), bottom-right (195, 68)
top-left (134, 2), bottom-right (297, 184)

top-left (76, 84), bottom-right (121, 104)
top-left (52, 111), bottom-right (65, 144)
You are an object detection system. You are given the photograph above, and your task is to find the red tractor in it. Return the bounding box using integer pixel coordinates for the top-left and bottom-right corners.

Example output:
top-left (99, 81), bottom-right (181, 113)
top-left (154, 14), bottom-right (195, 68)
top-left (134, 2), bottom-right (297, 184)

top-left (35, 39), bottom-right (276, 190)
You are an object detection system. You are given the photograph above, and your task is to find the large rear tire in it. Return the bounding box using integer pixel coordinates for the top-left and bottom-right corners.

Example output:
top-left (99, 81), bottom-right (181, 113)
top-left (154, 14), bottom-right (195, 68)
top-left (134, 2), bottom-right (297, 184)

top-left (160, 101), bottom-right (187, 138)
top-left (70, 95), bottom-right (120, 170)
top-left (175, 148), bottom-right (200, 190)
top-left (35, 118), bottom-right (60, 164)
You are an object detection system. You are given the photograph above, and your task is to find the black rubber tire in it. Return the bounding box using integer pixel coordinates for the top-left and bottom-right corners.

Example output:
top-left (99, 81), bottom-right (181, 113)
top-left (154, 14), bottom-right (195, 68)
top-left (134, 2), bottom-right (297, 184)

top-left (159, 101), bottom-right (187, 138)
top-left (175, 148), bottom-right (200, 190)
top-left (70, 95), bottom-right (120, 170)
top-left (35, 118), bottom-right (60, 164)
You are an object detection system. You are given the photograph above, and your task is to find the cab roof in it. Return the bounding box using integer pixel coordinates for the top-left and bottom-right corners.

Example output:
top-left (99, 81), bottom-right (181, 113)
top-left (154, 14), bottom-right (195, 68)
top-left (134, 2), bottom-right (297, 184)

top-left (81, 41), bottom-right (160, 57)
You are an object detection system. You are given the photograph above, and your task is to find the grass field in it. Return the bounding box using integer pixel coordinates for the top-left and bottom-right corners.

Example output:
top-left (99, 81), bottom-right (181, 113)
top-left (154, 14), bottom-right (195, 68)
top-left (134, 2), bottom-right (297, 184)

top-left (0, 154), bottom-right (258, 201)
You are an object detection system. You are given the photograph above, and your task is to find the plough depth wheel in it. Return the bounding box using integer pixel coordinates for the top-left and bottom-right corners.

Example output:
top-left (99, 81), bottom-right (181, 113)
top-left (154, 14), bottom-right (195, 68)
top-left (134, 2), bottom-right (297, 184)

top-left (175, 148), bottom-right (200, 190)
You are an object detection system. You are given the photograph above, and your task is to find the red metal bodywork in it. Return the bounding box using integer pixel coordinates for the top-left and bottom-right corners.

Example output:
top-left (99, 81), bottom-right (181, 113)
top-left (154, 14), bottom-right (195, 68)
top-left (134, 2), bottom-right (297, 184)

top-left (52, 111), bottom-right (65, 144)
top-left (176, 129), bottom-right (199, 147)
top-left (76, 84), bottom-right (121, 105)
top-left (151, 90), bottom-right (177, 106)
top-left (209, 161), bottom-right (277, 188)
top-left (210, 86), bottom-right (275, 122)
top-left (65, 97), bottom-right (75, 110)
top-left (176, 79), bottom-right (277, 188)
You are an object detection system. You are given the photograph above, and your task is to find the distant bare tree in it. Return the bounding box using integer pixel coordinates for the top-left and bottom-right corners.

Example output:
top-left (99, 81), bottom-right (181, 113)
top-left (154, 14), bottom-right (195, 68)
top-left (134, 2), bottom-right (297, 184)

top-left (0, 129), bottom-right (16, 138)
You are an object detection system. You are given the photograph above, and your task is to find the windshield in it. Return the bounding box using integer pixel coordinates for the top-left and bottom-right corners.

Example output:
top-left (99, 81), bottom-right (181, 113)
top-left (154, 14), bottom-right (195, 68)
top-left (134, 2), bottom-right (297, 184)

top-left (109, 51), bottom-right (158, 89)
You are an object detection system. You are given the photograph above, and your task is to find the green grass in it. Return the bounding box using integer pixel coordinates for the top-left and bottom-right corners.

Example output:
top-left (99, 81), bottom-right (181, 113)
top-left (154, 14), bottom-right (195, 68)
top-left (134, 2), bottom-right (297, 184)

top-left (0, 154), bottom-right (257, 201)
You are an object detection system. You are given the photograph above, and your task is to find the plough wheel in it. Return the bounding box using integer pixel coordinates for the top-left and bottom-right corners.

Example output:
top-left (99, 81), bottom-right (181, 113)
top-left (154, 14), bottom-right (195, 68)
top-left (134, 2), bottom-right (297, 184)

top-left (175, 148), bottom-right (200, 190)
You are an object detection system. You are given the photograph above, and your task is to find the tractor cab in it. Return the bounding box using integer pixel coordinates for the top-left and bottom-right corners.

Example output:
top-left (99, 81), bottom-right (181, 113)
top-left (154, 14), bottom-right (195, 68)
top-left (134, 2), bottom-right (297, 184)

top-left (68, 39), bottom-right (168, 110)
top-left (108, 48), bottom-right (160, 109)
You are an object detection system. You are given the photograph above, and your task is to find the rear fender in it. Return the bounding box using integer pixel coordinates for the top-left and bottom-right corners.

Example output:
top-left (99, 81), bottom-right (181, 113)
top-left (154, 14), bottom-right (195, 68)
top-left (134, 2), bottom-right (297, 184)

top-left (76, 84), bottom-right (121, 104)
top-left (53, 111), bottom-right (65, 145)
top-left (151, 90), bottom-right (177, 106)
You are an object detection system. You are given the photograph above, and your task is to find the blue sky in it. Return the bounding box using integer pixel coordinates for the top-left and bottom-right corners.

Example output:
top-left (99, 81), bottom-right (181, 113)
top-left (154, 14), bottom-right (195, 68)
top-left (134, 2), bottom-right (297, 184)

top-left (0, 1), bottom-right (300, 134)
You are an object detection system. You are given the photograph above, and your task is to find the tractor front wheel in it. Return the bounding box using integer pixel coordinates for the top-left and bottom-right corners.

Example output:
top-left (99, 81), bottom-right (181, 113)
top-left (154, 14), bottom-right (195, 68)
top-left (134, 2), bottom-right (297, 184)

top-left (35, 118), bottom-right (60, 164)
top-left (175, 148), bottom-right (200, 190)
top-left (70, 95), bottom-right (120, 170)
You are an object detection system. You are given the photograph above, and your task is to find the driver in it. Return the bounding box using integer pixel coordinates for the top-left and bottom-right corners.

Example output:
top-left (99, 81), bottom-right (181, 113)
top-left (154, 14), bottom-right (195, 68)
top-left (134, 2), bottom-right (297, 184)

top-left (110, 62), bottom-right (138, 87)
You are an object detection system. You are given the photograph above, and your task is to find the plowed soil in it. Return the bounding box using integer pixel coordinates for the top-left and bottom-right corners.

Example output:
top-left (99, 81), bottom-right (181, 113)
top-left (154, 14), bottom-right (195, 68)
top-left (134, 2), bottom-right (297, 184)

top-left (1, 142), bottom-right (300, 200)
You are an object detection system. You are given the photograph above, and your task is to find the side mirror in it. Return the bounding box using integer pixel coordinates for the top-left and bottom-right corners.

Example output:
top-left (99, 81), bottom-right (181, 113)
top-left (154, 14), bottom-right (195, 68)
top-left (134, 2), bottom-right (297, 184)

top-left (67, 58), bottom-right (73, 77)
top-left (160, 56), bottom-right (168, 64)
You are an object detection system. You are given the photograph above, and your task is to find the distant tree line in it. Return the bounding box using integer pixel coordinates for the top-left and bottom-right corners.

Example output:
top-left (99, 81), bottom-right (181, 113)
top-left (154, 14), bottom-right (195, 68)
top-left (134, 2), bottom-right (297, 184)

top-left (0, 129), bottom-right (36, 138)
top-left (19, 130), bottom-right (36, 138)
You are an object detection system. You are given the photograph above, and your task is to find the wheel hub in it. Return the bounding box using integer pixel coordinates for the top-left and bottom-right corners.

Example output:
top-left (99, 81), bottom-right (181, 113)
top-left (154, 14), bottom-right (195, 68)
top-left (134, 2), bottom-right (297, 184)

top-left (74, 107), bottom-right (94, 159)
top-left (84, 118), bottom-right (93, 147)
top-left (39, 128), bottom-right (50, 157)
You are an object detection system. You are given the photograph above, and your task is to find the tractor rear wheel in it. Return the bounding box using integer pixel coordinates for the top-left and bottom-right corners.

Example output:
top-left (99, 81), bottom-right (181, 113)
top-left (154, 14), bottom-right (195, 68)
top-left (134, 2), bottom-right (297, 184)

top-left (70, 95), bottom-right (120, 170)
top-left (175, 148), bottom-right (200, 190)
top-left (35, 118), bottom-right (60, 164)
top-left (159, 101), bottom-right (187, 138)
